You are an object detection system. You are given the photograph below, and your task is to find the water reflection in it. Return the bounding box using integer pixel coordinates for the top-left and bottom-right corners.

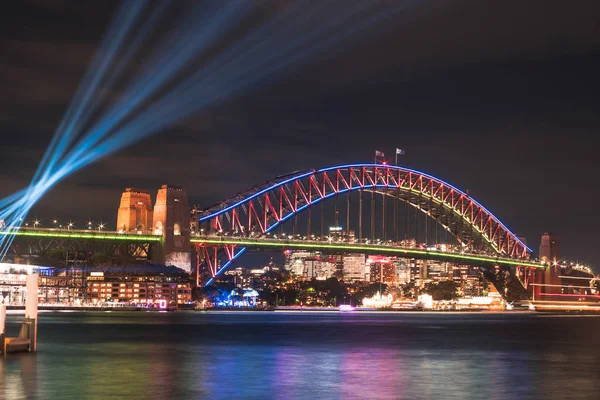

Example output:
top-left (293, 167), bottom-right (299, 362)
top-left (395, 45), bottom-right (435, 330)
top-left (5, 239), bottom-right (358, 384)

top-left (338, 348), bottom-right (403, 400)
top-left (1, 312), bottom-right (600, 400)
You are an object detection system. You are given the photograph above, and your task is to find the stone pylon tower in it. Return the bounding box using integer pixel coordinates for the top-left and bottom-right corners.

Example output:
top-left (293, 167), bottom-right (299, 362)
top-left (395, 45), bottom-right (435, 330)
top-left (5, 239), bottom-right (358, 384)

top-left (116, 188), bottom-right (153, 233)
top-left (153, 185), bottom-right (191, 272)
top-left (539, 232), bottom-right (560, 264)
top-left (539, 232), bottom-right (561, 295)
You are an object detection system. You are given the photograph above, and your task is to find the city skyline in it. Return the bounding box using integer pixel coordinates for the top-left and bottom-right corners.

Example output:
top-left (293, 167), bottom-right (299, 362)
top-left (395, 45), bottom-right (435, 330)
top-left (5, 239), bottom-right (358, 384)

top-left (2, 1), bottom-right (600, 266)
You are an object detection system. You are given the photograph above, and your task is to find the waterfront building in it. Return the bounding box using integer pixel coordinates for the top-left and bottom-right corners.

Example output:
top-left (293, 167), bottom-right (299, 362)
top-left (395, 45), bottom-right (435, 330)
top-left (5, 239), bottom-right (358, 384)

top-left (85, 272), bottom-right (192, 305)
top-left (0, 263), bottom-right (50, 305)
top-left (362, 291), bottom-right (393, 308)
top-left (0, 263), bottom-right (79, 305)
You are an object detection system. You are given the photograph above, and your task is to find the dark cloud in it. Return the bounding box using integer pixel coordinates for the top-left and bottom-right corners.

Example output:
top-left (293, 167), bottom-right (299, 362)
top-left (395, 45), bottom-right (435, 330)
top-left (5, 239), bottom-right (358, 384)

top-left (1, 0), bottom-right (599, 267)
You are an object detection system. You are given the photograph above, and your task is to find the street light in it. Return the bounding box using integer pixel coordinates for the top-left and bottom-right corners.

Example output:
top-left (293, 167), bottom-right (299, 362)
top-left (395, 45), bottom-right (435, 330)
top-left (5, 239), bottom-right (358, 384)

top-left (34, 220), bottom-right (40, 228)
top-left (98, 223), bottom-right (105, 231)
top-left (68, 222), bottom-right (74, 230)
top-left (88, 221), bottom-right (93, 231)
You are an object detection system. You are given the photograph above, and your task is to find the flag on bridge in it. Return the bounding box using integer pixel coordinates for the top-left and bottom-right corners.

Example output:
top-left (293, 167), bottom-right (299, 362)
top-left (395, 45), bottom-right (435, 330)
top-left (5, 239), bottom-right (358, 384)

top-left (375, 150), bottom-right (385, 157)
top-left (396, 148), bottom-right (405, 155)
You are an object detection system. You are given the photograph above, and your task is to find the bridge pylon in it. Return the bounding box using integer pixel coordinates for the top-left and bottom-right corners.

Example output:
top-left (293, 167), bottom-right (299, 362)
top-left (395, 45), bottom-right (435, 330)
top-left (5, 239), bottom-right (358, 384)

top-left (153, 185), bottom-right (191, 272)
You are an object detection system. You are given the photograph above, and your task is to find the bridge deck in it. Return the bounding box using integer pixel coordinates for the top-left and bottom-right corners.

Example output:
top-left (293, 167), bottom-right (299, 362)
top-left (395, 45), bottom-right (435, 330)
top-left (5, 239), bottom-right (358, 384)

top-left (190, 236), bottom-right (544, 268)
top-left (3, 228), bottom-right (162, 242)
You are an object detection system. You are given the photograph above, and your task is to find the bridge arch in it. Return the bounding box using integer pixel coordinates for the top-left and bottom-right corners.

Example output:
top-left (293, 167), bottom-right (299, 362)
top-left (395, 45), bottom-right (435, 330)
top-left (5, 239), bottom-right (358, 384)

top-left (196, 164), bottom-right (532, 279)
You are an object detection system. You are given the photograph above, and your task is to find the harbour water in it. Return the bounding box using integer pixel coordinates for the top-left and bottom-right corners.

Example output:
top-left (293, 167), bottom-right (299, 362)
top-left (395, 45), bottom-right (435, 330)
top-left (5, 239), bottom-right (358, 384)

top-left (1, 311), bottom-right (600, 399)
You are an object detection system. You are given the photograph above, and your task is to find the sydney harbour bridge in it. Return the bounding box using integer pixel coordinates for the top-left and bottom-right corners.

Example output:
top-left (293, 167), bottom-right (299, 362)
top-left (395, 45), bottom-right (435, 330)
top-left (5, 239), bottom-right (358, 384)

top-left (3, 162), bottom-right (596, 305)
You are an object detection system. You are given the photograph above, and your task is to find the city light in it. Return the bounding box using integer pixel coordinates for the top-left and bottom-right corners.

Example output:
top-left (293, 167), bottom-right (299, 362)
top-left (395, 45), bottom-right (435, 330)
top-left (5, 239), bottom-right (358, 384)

top-left (362, 291), bottom-right (393, 308)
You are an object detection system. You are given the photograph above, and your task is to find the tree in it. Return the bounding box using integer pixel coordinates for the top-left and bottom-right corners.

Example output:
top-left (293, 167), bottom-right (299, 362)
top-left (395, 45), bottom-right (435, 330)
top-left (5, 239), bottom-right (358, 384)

top-left (422, 280), bottom-right (458, 301)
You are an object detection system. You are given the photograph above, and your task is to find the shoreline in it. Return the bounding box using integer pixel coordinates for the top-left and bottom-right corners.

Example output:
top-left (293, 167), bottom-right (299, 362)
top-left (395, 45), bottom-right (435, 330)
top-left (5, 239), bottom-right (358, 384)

top-left (4, 305), bottom-right (597, 314)
top-left (3, 305), bottom-right (501, 312)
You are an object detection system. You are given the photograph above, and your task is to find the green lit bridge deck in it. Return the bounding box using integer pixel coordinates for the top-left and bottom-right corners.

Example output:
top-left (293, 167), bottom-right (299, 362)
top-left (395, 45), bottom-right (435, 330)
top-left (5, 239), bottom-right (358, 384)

top-left (3, 228), bottom-right (546, 269)
top-left (190, 235), bottom-right (546, 269)
top-left (2, 228), bottom-right (162, 242)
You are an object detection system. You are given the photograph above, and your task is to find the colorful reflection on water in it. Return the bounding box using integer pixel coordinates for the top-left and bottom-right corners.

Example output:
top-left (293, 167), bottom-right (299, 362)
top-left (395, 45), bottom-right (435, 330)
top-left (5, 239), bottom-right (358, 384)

top-left (1, 311), bottom-right (600, 399)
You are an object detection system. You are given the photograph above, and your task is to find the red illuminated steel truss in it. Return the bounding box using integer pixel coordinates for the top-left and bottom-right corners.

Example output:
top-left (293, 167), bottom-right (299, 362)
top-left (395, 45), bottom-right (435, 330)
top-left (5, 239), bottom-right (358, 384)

top-left (194, 242), bottom-right (238, 283)
top-left (195, 165), bottom-right (531, 261)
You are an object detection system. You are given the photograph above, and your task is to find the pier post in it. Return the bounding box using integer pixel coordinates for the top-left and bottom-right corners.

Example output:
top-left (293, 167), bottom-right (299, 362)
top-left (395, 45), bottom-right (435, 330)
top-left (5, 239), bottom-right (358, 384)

top-left (0, 305), bottom-right (5, 352)
top-left (25, 273), bottom-right (38, 352)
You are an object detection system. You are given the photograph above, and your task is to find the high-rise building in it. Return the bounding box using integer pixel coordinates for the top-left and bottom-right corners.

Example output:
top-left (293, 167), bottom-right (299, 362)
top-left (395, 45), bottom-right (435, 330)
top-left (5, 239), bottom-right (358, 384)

top-left (539, 232), bottom-right (560, 263)
top-left (284, 250), bottom-right (329, 278)
top-left (453, 265), bottom-right (486, 297)
top-left (342, 254), bottom-right (366, 281)
top-left (314, 255), bottom-right (339, 279)
top-left (427, 261), bottom-right (451, 281)
top-left (284, 250), bottom-right (308, 276)
top-left (368, 256), bottom-right (396, 284)
top-left (395, 259), bottom-right (410, 284)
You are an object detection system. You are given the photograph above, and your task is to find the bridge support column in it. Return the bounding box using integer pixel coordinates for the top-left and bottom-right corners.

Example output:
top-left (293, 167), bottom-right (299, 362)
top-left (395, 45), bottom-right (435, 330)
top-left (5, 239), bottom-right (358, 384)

top-left (544, 264), bottom-right (561, 295)
top-left (195, 243), bottom-right (237, 284)
top-left (358, 189), bottom-right (363, 241)
top-left (194, 243), bottom-right (201, 287)
top-left (480, 265), bottom-right (530, 304)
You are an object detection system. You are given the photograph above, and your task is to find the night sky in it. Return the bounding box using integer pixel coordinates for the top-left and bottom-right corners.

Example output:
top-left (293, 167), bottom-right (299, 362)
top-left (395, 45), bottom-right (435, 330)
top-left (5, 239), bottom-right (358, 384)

top-left (1, 1), bottom-right (600, 268)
